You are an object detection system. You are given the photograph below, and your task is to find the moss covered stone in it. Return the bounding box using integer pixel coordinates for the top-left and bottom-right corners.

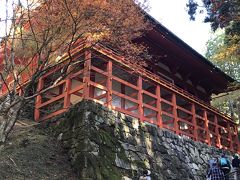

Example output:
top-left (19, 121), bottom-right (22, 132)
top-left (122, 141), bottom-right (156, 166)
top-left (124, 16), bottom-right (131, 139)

top-left (55, 100), bottom-right (229, 180)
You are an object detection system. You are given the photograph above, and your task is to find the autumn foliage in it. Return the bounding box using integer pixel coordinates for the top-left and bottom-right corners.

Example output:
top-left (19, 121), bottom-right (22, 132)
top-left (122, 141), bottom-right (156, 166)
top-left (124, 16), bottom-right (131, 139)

top-left (0, 0), bottom-right (151, 95)
top-left (11, 0), bottom-right (150, 67)
top-left (0, 0), bottom-right (150, 145)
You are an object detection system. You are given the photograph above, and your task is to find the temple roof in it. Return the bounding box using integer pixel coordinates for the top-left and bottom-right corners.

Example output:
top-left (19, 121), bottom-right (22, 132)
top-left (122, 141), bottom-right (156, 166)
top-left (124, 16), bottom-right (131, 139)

top-left (143, 14), bottom-right (235, 94)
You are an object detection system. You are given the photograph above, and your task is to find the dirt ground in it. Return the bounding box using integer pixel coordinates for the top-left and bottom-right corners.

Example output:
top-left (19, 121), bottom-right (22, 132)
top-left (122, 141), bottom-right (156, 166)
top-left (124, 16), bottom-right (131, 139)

top-left (0, 120), bottom-right (78, 180)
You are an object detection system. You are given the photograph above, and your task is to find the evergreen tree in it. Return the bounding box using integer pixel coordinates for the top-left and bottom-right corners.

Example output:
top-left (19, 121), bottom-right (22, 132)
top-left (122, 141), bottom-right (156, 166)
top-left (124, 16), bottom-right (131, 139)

top-left (187, 0), bottom-right (240, 121)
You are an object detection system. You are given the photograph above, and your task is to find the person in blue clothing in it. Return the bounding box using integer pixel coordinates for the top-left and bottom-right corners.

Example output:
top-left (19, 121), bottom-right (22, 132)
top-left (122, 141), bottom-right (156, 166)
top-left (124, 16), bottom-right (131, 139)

top-left (207, 159), bottom-right (225, 180)
top-left (219, 153), bottom-right (231, 180)
top-left (207, 158), bottom-right (218, 177)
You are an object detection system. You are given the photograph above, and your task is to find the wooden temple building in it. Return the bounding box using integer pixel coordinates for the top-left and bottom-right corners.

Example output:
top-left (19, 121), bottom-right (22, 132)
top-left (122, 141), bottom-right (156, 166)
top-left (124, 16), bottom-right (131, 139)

top-left (0, 14), bottom-right (239, 152)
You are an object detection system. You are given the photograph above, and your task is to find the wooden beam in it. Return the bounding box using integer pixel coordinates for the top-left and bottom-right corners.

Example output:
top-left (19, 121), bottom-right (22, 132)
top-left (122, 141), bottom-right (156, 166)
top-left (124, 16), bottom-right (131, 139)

top-left (125, 105), bottom-right (138, 112)
top-left (172, 93), bottom-right (179, 134)
top-left (191, 103), bottom-right (198, 141)
top-left (156, 85), bottom-right (162, 128)
top-left (145, 113), bottom-right (157, 119)
top-left (121, 84), bottom-right (125, 109)
top-left (214, 115), bottom-right (221, 148)
top-left (73, 76), bottom-right (83, 82)
top-left (34, 77), bottom-right (43, 121)
top-left (227, 122), bottom-right (233, 151)
top-left (73, 91), bottom-right (83, 97)
top-left (83, 50), bottom-right (91, 99)
top-left (128, 91), bottom-right (138, 99)
top-left (138, 76), bottom-right (143, 122)
top-left (64, 78), bottom-right (71, 109)
top-left (94, 93), bottom-right (107, 100)
top-left (204, 110), bottom-right (211, 145)
top-left (143, 99), bottom-right (156, 107)
top-left (45, 91), bottom-right (59, 97)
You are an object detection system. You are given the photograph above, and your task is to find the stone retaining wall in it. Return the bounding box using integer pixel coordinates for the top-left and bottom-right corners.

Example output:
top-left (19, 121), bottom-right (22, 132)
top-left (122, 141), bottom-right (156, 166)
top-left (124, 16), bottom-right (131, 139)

top-left (56, 100), bottom-right (232, 180)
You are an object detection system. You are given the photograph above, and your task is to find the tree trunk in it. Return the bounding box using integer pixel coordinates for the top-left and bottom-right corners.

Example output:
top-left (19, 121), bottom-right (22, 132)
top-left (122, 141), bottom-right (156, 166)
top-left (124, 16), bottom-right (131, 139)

top-left (0, 95), bottom-right (24, 147)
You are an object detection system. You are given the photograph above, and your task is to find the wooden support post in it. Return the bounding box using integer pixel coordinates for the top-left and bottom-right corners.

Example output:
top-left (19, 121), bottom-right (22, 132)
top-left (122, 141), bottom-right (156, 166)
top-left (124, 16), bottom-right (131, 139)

top-left (238, 141), bottom-right (240, 154)
top-left (16, 86), bottom-right (23, 97)
top-left (236, 126), bottom-right (240, 153)
top-left (89, 72), bottom-right (95, 98)
top-left (227, 122), bottom-right (233, 151)
top-left (64, 78), bottom-right (71, 109)
top-left (172, 93), bottom-right (179, 134)
top-left (204, 110), bottom-right (211, 145)
top-left (34, 77), bottom-right (43, 121)
top-left (191, 103), bottom-right (198, 141)
top-left (138, 76), bottom-right (143, 122)
top-left (106, 60), bottom-right (112, 107)
top-left (121, 84), bottom-right (125, 109)
top-left (83, 50), bottom-right (91, 99)
top-left (156, 85), bottom-right (162, 128)
top-left (214, 115), bottom-right (221, 148)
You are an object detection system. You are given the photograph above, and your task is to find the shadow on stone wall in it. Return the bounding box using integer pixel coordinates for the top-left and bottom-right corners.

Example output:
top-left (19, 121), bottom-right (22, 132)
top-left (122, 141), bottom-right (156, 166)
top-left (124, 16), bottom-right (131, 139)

top-left (54, 100), bottom-right (232, 180)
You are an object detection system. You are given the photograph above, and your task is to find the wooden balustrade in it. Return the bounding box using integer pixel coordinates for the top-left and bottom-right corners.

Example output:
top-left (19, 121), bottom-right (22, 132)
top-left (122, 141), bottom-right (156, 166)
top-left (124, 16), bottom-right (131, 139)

top-left (33, 50), bottom-right (240, 152)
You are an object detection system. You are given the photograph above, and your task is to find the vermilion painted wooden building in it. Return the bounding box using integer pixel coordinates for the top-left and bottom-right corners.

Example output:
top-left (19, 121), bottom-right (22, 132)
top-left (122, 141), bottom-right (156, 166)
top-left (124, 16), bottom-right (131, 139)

top-left (0, 15), bottom-right (239, 152)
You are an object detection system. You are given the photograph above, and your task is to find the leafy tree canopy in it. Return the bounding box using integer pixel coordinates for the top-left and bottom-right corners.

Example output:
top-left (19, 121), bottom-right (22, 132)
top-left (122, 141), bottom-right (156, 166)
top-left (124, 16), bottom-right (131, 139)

top-left (206, 29), bottom-right (240, 81)
top-left (1, 0), bottom-right (150, 75)
top-left (187, 0), bottom-right (240, 66)
top-left (0, 0), bottom-right (150, 145)
top-left (187, 0), bottom-right (240, 31)
top-left (187, 0), bottom-right (240, 120)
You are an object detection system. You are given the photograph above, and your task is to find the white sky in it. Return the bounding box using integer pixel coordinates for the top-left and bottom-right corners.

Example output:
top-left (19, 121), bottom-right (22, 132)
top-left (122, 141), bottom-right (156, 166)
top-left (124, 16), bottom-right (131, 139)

top-left (0, 0), bottom-right (211, 55)
top-left (148, 0), bottom-right (211, 55)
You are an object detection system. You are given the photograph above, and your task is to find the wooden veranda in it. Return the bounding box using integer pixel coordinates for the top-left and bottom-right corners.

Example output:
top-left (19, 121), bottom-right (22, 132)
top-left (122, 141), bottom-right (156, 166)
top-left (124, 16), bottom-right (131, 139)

top-left (32, 44), bottom-right (239, 153)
